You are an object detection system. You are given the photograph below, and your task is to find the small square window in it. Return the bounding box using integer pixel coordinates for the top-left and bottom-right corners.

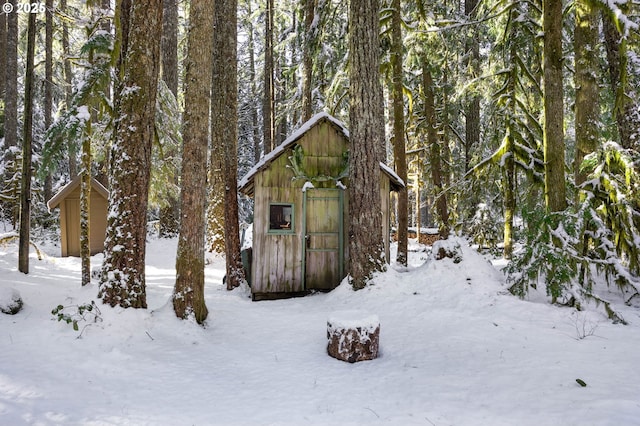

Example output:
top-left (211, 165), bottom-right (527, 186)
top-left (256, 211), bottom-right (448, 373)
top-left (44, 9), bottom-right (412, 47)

top-left (269, 203), bottom-right (294, 232)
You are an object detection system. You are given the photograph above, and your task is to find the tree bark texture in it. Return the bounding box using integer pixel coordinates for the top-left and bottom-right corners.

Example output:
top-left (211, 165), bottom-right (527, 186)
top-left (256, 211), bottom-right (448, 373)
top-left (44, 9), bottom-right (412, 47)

top-left (348, 0), bottom-right (386, 290)
top-left (158, 0), bottom-right (180, 237)
top-left (602, 9), bottom-right (640, 151)
top-left (213, 0), bottom-right (246, 290)
top-left (4, 0), bottom-right (17, 152)
top-left (19, 12), bottom-right (36, 274)
top-left (263, 0), bottom-right (275, 154)
top-left (3, 0), bottom-right (18, 227)
top-left (391, 0), bottom-right (408, 266)
top-left (61, 0), bottom-right (77, 177)
top-left (542, 0), bottom-right (567, 212)
top-left (574, 0), bottom-right (599, 186)
top-left (246, 1), bottom-right (260, 164)
top-left (174, 0), bottom-right (214, 324)
top-left (100, 0), bottom-right (163, 309)
top-left (207, 0), bottom-right (229, 256)
top-left (80, 132), bottom-right (92, 286)
top-left (161, 0), bottom-right (179, 97)
top-left (503, 41), bottom-right (517, 260)
top-left (0, 9), bottom-right (5, 102)
top-left (302, 0), bottom-right (317, 121)
top-left (423, 64), bottom-right (449, 239)
top-left (246, 1), bottom-right (261, 165)
top-left (464, 0), bottom-right (480, 173)
top-left (43, 0), bottom-right (54, 203)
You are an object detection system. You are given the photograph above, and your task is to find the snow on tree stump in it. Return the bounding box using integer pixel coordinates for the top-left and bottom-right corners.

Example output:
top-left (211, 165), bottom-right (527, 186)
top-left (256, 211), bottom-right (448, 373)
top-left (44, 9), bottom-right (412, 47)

top-left (327, 311), bottom-right (380, 363)
top-left (433, 239), bottom-right (462, 263)
top-left (0, 287), bottom-right (23, 315)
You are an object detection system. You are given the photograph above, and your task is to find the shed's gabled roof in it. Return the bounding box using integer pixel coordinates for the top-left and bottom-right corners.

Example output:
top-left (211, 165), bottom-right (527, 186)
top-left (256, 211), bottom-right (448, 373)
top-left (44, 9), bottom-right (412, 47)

top-left (47, 176), bottom-right (109, 212)
top-left (238, 112), bottom-right (405, 195)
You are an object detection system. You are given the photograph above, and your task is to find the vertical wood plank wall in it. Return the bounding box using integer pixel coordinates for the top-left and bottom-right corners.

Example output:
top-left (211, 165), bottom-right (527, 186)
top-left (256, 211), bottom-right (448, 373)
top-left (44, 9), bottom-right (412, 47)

top-left (250, 119), bottom-right (393, 296)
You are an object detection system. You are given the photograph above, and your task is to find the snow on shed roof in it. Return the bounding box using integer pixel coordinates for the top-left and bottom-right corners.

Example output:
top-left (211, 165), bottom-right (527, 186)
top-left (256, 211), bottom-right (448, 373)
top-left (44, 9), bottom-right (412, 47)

top-left (47, 176), bottom-right (109, 212)
top-left (238, 112), bottom-right (404, 194)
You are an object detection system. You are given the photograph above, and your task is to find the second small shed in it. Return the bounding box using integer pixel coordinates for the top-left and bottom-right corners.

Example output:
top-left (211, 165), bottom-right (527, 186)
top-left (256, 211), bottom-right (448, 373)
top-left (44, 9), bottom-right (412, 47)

top-left (239, 112), bottom-right (404, 300)
top-left (47, 176), bottom-right (109, 257)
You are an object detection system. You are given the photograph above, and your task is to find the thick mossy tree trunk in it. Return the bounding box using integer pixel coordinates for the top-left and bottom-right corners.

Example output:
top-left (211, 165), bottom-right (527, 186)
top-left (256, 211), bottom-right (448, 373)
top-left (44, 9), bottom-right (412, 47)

top-left (99, 0), bottom-right (162, 309)
top-left (542, 0), bottom-right (567, 213)
top-left (174, 0), bottom-right (214, 323)
top-left (503, 19), bottom-right (518, 260)
top-left (348, 0), bottom-right (386, 290)
top-left (391, 0), bottom-right (408, 266)
top-left (574, 0), bottom-right (600, 186)
top-left (18, 12), bottom-right (36, 274)
top-left (602, 7), bottom-right (640, 151)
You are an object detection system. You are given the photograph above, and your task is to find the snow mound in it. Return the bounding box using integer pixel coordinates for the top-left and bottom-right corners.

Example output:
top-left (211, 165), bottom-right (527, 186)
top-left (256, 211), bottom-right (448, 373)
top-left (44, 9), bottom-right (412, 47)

top-left (0, 286), bottom-right (23, 315)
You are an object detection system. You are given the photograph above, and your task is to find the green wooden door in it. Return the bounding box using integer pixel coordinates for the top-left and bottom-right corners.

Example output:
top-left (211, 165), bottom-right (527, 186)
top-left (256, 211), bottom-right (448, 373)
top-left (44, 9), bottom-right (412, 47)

top-left (303, 188), bottom-right (344, 290)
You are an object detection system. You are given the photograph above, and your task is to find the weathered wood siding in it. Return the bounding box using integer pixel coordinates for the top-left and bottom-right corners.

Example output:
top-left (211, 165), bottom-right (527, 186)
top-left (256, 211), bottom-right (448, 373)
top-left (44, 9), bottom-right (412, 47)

top-left (252, 157), bottom-right (304, 294)
top-left (380, 174), bottom-right (391, 263)
top-left (251, 120), bottom-right (349, 295)
top-left (250, 118), bottom-right (394, 296)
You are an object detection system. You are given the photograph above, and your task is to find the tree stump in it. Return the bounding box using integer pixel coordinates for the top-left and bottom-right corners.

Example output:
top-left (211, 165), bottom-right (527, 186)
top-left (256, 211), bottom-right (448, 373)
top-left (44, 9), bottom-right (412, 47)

top-left (0, 287), bottom-right (23, 315)
top-left (327, 311), bottom-right (380, 363)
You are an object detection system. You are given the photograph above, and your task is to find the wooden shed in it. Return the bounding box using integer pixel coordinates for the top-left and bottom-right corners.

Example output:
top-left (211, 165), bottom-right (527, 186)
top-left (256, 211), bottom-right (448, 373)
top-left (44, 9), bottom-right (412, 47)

top-left (238, 112), bottom-right (404, 300)
top-left (47, 176), bottom-right (109, 257)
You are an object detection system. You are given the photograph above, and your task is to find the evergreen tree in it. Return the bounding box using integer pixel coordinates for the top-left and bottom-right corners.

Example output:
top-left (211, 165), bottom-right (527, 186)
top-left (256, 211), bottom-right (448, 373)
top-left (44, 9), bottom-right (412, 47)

top-left (542, 0), bottom-right (567, 212)
top-left (391, 0), bottom-right (408, 266)
top-left (214, 0), bottom-right (246, 290)
top-left (348, 0), bottom-right (386, 289)
top-left (99, 0), bottom-right (163, 309)
top-left (174, 0), bottom-right (214, 324)
top-left (19, 11), bottom-right (37, 274)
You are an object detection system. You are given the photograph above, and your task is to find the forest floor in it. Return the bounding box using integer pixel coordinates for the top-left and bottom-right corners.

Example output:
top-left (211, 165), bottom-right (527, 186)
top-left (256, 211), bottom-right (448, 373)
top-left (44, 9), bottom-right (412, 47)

top-left (1, 234), bottom-right (639, 425)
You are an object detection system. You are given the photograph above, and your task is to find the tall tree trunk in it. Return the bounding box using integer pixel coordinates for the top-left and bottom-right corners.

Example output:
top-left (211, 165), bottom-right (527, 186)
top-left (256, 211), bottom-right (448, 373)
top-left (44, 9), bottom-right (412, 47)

top-left (464, 0), bottom-right (480, 173)
top-left (4, 0), bottom-right (18, 226)
top-left (263, 0), bottom-right (275, 154)
top-left (348, 0), bottom-right (386, 289)
top-left (213, 0), bottom-right (245, 290)
top-left (4, 0), bottom-right (16, 152)
top-left (542, 0), bottom-right (566, 212)
top-left (574, 0), bottom-right (599, 186)
top-left (207, 70), bottom-right (226, 255)
top-left (423, 63), bottom-right (449, 239)
top-left (158, 0), bottom-right (180, 237)
top-left (99, 0), bottom-right (163, 309)
top-left (174, 0), bottom-right (214, 324)
top-left (602, 8), bottom-right (640, 150)
top-left (301, 0), bottom-right (316, 121)
top-left (391, 0), bottom-right (408, 266)
top-left (80, 124), bottom-right (92, 286)
top-left (43, 0), bottom-right (54, 204)
top-left (61, 0), bottom-right (77, 177)
top-left (247, 0), bottom-right (261, 164)
top-left (503, 40), bottom-right (517, 260)
top-left (161, 0), bottom-right (179, 97)
top-left (0, 8), bottom-right (5, 103)
top-left (19, 12), bottom-right (37, 274)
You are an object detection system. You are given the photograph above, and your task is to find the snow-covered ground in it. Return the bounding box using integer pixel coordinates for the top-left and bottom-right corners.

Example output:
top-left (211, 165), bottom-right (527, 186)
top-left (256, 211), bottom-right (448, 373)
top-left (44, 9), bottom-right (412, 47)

top-left (1, 235), bottom-right (639, 425)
